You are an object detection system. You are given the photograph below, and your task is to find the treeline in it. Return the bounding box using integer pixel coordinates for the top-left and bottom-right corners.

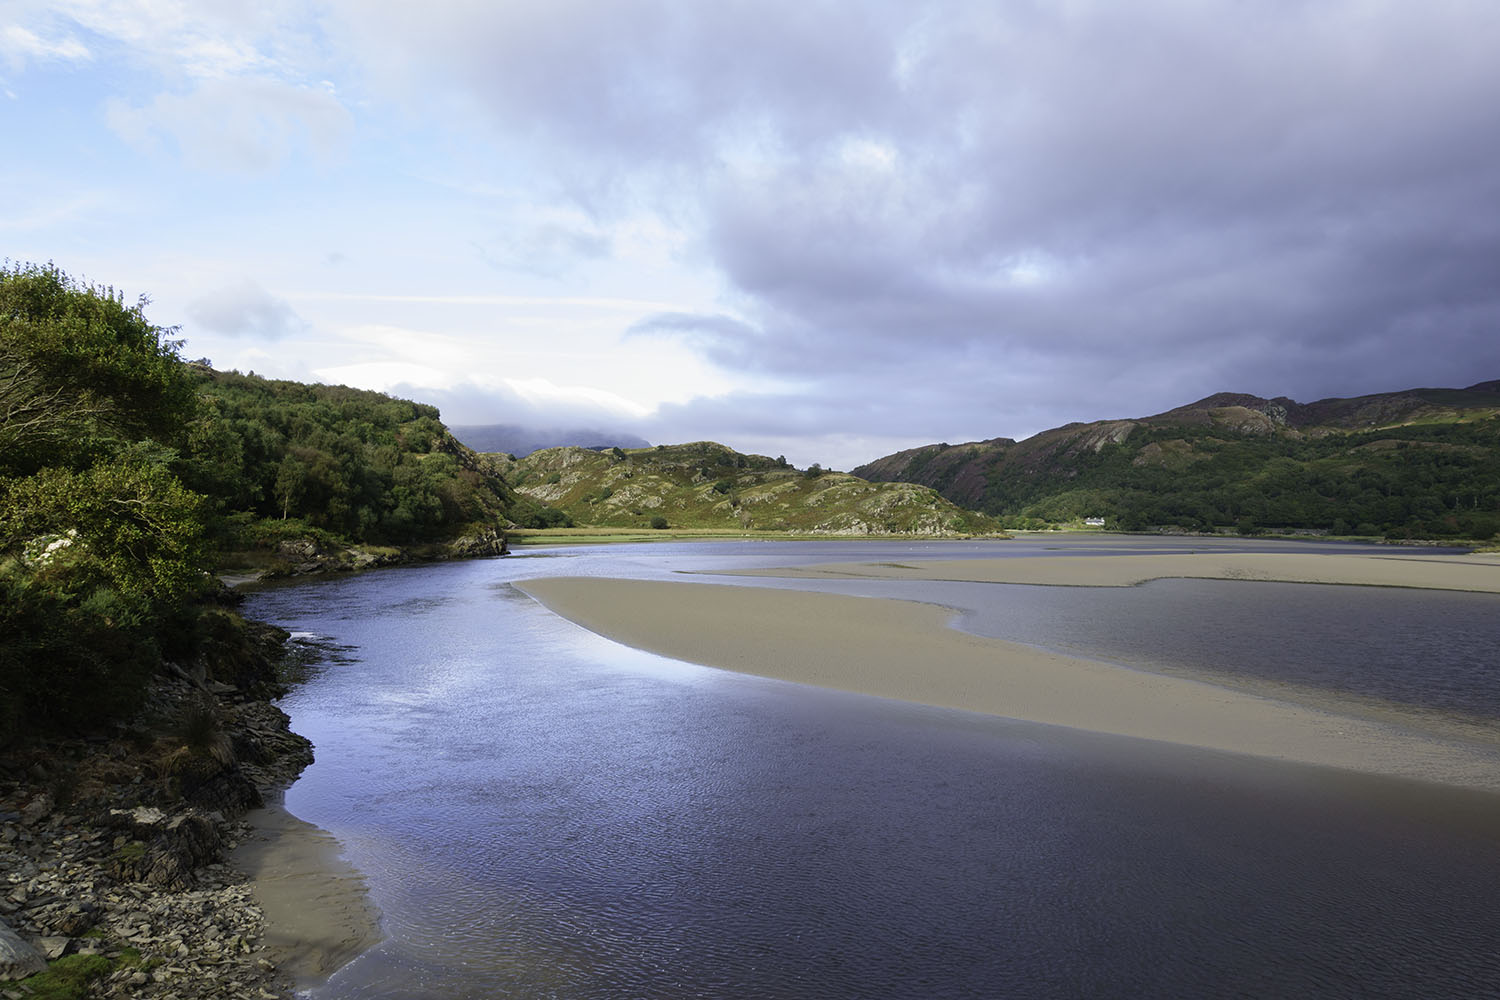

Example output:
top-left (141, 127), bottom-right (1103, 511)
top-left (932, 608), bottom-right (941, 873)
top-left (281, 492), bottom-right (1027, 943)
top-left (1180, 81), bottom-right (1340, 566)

top-left (185, 370), bottom-right (565, 546)
top-left (992, 420), bottom-right (1500, 539)
top-left (0, 262), bottom-right (556, 745)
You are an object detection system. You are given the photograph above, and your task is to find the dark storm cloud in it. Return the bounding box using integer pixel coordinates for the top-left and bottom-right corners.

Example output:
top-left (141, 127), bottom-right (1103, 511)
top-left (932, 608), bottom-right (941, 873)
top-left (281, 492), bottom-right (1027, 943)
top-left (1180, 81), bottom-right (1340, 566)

top-left (337, 0), bottom-right (907, 170)
top-left (341, 1), bottom-right (1500, 458)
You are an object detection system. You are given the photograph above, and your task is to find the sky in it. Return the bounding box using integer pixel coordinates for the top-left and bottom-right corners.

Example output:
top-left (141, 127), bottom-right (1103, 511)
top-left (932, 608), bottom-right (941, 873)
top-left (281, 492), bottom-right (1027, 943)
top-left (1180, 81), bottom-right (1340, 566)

top-left (5, 1), bottom-right (1499, 469)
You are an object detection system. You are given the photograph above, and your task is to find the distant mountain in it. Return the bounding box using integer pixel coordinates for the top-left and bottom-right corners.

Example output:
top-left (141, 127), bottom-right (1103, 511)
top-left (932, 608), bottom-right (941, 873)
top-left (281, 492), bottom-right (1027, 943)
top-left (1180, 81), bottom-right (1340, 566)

top-left (852, 382), bottom-right (1500, 540)
top-left (450, 423), bottom-right (650, 458)
top-left (492, 441), bottom-right (1003, 536)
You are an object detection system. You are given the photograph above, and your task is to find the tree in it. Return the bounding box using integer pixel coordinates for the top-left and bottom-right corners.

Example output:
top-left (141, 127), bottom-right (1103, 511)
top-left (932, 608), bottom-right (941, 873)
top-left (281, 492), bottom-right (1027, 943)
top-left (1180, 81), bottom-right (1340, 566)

top-left (0, 351), bottom-right (114, 471)
top-left (0, 261), bottom-right (195, 455)
top-left (274, 455), bottom-right (308, 520)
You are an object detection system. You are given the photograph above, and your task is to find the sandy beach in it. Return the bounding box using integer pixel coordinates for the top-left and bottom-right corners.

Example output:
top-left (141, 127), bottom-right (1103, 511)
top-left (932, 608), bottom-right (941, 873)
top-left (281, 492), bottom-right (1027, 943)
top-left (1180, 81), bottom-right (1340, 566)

top-left (720, 549), bottom-right (1500, 592)
top-left (516, 565), bottom-right (1500, 792)
top-left (231, 802), bottom-right (382, 991)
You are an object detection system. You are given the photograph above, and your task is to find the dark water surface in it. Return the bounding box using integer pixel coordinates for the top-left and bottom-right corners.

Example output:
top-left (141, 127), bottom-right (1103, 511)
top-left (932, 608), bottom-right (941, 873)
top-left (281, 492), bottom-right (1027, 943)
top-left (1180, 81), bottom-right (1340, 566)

top-left (245, 539), bottom-right (1500, 999)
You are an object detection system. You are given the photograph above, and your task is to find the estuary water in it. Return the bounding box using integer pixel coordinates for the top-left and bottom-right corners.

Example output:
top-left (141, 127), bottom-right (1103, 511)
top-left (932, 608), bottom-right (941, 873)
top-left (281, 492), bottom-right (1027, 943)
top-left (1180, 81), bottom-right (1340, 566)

top-left (244, 537), bottom-right (1500, 999)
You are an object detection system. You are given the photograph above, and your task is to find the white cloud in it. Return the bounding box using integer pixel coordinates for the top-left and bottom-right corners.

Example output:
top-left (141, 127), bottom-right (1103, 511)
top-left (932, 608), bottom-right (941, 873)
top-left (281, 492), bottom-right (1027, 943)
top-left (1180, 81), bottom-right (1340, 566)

top-left (25, 0), bottom-right (302, 79)
top-left (503, 376), bottom-right (652, 419)
top-left (187, 278), bottom-right (305, 338)
top-left (105, 77), bottom-right (352, 171)
top-left (314, 361), bottom-right (448, 390)
top-left (0, 24), bottom-right (91, 67)
top-left (11, 0), bottom-right (1500, 468)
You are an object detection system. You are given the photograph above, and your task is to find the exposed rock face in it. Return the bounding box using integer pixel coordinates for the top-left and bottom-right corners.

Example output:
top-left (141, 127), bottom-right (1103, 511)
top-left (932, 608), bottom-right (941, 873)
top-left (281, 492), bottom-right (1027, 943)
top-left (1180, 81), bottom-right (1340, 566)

top-left (445, 526), bottom-right (508, 558)
top-left (105, 808), bottom-right (224, 890)
top-left (267, 537), bottom-right (405, 577)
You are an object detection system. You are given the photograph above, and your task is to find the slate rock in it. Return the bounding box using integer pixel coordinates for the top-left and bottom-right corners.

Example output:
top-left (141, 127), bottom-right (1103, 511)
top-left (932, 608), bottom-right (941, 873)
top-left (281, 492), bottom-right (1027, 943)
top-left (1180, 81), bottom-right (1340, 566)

top-left (0, 918), bottom-right (46, 981)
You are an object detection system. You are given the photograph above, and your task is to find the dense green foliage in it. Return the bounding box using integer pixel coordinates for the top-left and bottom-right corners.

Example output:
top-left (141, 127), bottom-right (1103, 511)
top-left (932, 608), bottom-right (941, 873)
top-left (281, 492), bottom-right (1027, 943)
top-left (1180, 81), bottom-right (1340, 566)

top-left (182, 370), bottom-right (564, 544)
top-left (1, 262), bottom-right (562, 745)
top-left (1, 263), bottom-right (211, 741)
top-left (996, 420), bottom-right (1500, 538)
top-left (1, 264), bottom-right (195, 474)
top-left (855, 393), bottom-right (1500, 540)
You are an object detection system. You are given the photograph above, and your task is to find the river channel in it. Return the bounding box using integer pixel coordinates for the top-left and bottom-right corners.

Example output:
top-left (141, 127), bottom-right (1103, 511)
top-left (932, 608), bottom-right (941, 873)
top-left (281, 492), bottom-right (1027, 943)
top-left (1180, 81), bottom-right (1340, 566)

top-left (244, 537), bottom-right (1500, 999)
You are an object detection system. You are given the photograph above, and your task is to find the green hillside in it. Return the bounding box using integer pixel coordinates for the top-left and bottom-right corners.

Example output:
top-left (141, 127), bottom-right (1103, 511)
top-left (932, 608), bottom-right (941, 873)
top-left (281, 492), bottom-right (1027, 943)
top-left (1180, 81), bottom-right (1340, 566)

top-left (853, 386), bottom-right (1500, 540)
top-left (493, 441), bottom-right (1002, 536)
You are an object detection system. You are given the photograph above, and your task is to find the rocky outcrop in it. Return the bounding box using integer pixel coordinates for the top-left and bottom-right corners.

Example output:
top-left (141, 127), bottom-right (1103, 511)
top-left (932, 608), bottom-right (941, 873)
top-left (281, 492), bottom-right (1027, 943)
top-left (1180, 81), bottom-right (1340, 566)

top-left (445, 526), bottom-right (508, 558)
top-left (105, 808), bottom-right (224, 891)
top-left (1, 796), bottom-right (288, 998)
top-left (255, 527), bottom-right (508, 581)
top-left (0, 642), bottom-right (321, 998)
top-left (262, 536), bottom-right (405, 578)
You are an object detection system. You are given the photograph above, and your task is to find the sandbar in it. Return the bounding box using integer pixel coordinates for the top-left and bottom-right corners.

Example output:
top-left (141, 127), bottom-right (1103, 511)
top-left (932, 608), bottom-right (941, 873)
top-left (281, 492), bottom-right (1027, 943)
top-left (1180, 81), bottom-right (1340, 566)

top-left (720, 550), bottom-right (1500, 592)
top-left (516, 576), bottom-right (1500, 792)
top-left (231, 801), bottom-right (382, 990)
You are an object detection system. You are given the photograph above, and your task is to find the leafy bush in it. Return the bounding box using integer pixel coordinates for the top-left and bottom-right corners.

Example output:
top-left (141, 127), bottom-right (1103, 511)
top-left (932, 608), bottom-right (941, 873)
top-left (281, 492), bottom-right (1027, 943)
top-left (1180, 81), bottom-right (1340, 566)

top-left (516, 504), bottom-right (573, 528)
top-left (1, 264), bottom-right (218, 744)
top-left (0, 571), bottom-right (161, 742)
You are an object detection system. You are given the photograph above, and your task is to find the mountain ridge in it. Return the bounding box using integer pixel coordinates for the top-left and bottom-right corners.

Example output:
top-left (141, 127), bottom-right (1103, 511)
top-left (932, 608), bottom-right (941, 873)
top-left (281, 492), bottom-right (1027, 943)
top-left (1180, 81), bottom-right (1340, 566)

top-left (852, 381), bottom-right (1500, 539)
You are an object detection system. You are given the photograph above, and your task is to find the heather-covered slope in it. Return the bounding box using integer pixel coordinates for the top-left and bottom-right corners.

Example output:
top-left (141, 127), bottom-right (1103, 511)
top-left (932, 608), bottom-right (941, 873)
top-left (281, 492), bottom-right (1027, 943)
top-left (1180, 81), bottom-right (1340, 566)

top-left (492, 441), bottom-right (1001, 536)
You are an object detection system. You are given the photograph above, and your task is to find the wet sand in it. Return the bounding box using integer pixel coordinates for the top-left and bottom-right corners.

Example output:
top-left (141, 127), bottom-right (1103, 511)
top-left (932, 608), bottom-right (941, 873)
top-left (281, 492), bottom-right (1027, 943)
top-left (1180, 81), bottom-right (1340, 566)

top-left (720, 549), bottom-right (1500, 592)
top-left (516, 574), bottom-right (1500, 792)
top-left (231, 801), bottom-right (382, 990)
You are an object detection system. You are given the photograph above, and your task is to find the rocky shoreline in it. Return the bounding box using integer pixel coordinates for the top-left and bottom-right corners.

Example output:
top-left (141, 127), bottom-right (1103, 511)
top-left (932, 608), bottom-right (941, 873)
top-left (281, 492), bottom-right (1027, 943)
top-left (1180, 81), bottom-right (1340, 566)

top-left (1, 620), bottom-right (331, 999)
top-left (236, 528), bottom-right (508, 582)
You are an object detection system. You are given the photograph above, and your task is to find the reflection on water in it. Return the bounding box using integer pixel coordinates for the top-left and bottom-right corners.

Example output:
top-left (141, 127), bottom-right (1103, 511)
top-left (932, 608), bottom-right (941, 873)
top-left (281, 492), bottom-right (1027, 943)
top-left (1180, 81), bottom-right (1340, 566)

top-left (244, 540), bottom-right (1500, 999)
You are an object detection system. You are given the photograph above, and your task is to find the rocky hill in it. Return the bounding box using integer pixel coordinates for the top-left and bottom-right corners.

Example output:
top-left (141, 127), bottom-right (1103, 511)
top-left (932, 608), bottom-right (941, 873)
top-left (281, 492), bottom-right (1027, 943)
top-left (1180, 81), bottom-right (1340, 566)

top-left (491, 441), bottom-right (1002, 536)
top-left (852, 382), bottom-right (1500, 540)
